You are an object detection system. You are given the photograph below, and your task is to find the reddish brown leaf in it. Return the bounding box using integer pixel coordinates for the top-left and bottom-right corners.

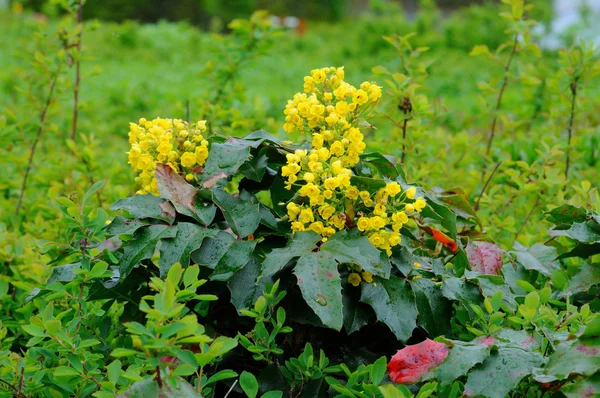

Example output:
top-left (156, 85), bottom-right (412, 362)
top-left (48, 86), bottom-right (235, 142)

top-left (388, 338), bottom-right (449, 384)
top-left (422, 226), bottom-right (458, 253)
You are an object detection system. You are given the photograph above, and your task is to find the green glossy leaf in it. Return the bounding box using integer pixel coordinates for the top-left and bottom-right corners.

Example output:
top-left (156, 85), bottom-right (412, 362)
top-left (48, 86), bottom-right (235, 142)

top-left (202, 138), bottom-right (259, 179)
top-left (321, 229), bottom-right (391, 278)
top-left (106, 360), bottom-right (121, 385)
top-left (212, 188), bottom-right (261, 238)
top-left (370, 356), bottom-right (387, 385)
top-left (294, 252), bottom-right (343, 330)
top-left (464, 348), bottom-right (545, 398)
top-left (192, 230), bottom-right (236, 269)
top-left (550, 221), bottom-right (600, 243)
top-left (545, 204), bottom-right (589, 224)
top-left (561, 373), bottom-right (600, 398)
top-left (361, 275), bottom-right (417, 342)
top-left (540, 338), bottom-right (600, 380)
top-left (436, 340), bottom-right (491, 386)
top-left (410, 278), bottom-right (453, 337)
top-left (559, 263), bottom-right (600, 298)
top-left (260, 232), bottom-right (321, 278)
top-left (158, 223), bottom-right (216, 277)
top-left (105, 216), bottom-right (148, 236)
top-left (110, 194), bottom-right (175, 223)
top-left (211, 239), bottom-right (257, 281)
top-left (205, 369), bottom-right (238, 386)
top-left (119, 225), bottom-right (177, 278)
top-left (511, 243), bottom-right (560, 277)
top-left (240, 371), bottom-right (259, 398)
top-left (228, 256), bottom-right (272, 313)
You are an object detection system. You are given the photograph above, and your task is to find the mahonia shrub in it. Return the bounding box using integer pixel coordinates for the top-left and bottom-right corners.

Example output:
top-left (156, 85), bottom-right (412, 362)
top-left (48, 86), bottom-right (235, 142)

top-left (4, 66), bottom-right (599, 398)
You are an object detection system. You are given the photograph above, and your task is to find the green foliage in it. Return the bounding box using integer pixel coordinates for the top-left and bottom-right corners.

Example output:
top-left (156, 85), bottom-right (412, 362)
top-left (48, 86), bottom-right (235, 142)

top-left (1, 1), bottom-right (600, 397)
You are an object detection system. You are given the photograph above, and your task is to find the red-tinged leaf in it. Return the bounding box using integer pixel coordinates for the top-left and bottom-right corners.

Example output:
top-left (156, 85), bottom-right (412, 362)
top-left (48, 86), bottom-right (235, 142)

top-left (467, 241), bottom-right (503, 275)
top-left (388, 338), bottom-right (449, 384)
top-left (422, 226), bottom-right (458, 253)
top-left (475, 335), bottom-right (497, 348)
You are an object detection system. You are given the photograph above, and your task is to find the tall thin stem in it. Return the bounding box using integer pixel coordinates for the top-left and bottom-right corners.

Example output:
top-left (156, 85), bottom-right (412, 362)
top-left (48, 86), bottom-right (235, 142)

top-left (15, 64), bottom-right (62, 216)
top-left (71, 0), bottom-right (83, 141)
top-left (565, 79), bottom-right (578, 178)
top-left (400, 118), bottom-right (408, 165)
top-left (485, 34), bottom-right (518, 156)
top-left (474, 161), bottom-right (502, 211)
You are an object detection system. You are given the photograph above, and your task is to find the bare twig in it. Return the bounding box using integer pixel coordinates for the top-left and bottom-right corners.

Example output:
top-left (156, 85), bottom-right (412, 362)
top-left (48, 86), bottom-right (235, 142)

top-left (474, 161), bottom-right (502, 211)
top-left (71, 0), bottom-right (84, 141)
top-left (565, 78), bottom-right (579, 178)
top-left (186, 99), bottom-right (190, 122)
top-left (223, 379), bottom-right (238, 398)
top-left (15, 64), bottom-right (62, 216)
top-left (400, 118), bottom-right (408, 165)
top-left (515, 196), bottom-right (540, 239)
top-left (485, 34), bottom-right (518, 156)
top-left (0, 377), bottom-right (30, 398)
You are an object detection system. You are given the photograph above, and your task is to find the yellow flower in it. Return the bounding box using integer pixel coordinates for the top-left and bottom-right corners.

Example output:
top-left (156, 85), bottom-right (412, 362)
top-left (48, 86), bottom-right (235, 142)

top-left (405, 187), bottom-right (417, 199)
top-left (309, 221), bottom-right (324, 234)
top-left (324, 178), bottom-right (339, 190)
top-left (180, 152), bottom-right (197, 168)
top-left (414, 197), bottom-right (427, 211)
top-left (362, 271), bottom-right (373, 283)
top-left (357, 217), bottom-right (371, 231)
top-left (352, 89), bottom-right (369, 105)
top-left (405, 203), bottom-right (415, 212)
top-left (385, 182), bottom-right (401, 197)
top-left (303, 172), bottom-right (316, 183)
top-left (299, 208), bottom-right (314, 223)
top-left (348, 273), bottom-right (361, 287)
top-left (370, 216), bottom-right (386, 230)
top-left (330, 141), bottom-right (345, 156)
top-left (137, 154), bottom-right (153, 171)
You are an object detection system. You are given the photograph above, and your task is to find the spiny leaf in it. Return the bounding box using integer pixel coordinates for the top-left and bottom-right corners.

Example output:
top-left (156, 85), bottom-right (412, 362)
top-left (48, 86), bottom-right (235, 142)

top-left (294, 252), bottom-right (343, 331)
top-left (361, 275), bottom-right (417, 342)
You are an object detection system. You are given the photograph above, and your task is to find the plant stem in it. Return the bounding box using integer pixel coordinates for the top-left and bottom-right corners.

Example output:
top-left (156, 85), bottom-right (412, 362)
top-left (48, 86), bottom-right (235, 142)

top-left (223, 380), bottom-right (238, 398)
top-left (565, 78), bottom-right (578, 178)
top-left (401, 118), bottom-right (408, 165)
top-left (155, 365), bottom-right (163, 389)
top-left (71, 0), bottom-right (83, 142)
top-left (474, 161), bottom-right (502, 211)
top-left (515, 196), bottom-right (540, 240)
top-left (485, 34), bottom-right (518, 156)
top-left (15, 64), bottom-right (62, 216)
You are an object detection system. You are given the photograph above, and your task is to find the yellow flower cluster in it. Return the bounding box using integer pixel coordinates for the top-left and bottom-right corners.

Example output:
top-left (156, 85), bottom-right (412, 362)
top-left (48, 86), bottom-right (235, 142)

top-left (127, 117), bottom-right (210, 195)
top-left (282, 68), bottom-right (427, 275)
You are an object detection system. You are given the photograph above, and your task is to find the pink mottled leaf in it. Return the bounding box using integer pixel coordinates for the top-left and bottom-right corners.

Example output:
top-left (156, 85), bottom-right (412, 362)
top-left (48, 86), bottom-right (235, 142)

top-left (467, 241), bottom-right (503, 275)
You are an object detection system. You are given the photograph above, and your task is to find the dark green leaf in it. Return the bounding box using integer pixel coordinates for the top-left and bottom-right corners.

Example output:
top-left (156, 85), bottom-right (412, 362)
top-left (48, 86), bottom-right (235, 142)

top-left (202, 138), bottom-right (259, 180)
top-left (110, 194), bottom-right (175, 223)
top-left (436, 340), bottom-right (491, 386)
top-left (539, 338), bottom-right (600, 380)
top-left (294, 252), bottom-right (343, 330)
top-left (191, 230), bottom-right (236, 269)
top-left (321, 229), bottom-right (391, 278)
top-left (228, 256), bottom-right (272, 313)
top-left (119, 225), bottom-right (177, 278)
top-left (464, 348), bottom-right (545, 398)
top-left (558, 242), bottom-right (600, 259)
top-left (550, 221), bottom-right (600, 243)
top-left (361, 276), bottom-right (417, 342)
top-left (159, 223), bottom-right (217, 277)
top-left (511, 243), bottom-right (560, 277)
top-left (212, 188), bottom-right (261, 238)
top-left (260, 232), bottom-right (321, 278)
top-left (410, 278), bottom-right (453, 337)
top-left (545, 204), bottom-right (589, 225)
top-left (561, 373), bottom-right (600, 398)
top-left (105, 216), bottom-right (148, 236)
top-left (559, 262), bottom-right (600, 298)
top-left (211, 239), bottom-right (257, 281)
